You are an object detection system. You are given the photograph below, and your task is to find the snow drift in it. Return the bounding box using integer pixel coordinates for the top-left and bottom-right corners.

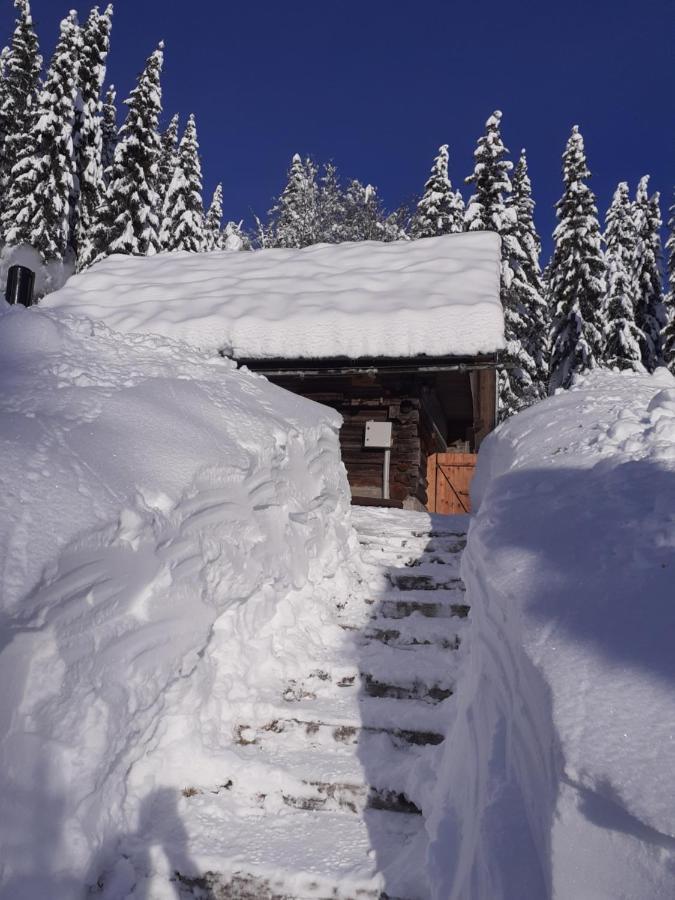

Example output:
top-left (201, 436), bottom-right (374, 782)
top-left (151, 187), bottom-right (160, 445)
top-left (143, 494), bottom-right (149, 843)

top-left (426, 368), bottom-right (675, 899)
top-left (42, 233), bottom-right (504, 360)
top-left (0, 303), bottom-right (353, 898)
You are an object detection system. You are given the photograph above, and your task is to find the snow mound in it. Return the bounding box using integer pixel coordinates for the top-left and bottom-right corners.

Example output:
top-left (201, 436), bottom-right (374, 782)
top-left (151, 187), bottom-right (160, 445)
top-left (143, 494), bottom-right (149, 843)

top-left (43, 233), bottom-right (504, 360)
top-left (0, 302), bottom-right (353, 897)
top-left (426, 368), bottom-right (675, 899)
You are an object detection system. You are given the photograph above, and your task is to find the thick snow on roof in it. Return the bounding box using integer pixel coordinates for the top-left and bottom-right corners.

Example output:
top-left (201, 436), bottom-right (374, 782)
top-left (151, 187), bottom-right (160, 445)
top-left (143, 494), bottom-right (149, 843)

top-left (44, 233), bottom-right (504, 359)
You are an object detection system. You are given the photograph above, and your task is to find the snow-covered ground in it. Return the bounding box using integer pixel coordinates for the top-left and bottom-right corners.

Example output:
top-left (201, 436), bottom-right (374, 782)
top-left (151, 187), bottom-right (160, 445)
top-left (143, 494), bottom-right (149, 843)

top-left (0, 302), bottom-right (354, 898)
top-left (42, 233), bottom-right (504, 359)
top-left (4, 292), bottom-right (675, 899)
top-left (428, 367), bottom-right (675, 899)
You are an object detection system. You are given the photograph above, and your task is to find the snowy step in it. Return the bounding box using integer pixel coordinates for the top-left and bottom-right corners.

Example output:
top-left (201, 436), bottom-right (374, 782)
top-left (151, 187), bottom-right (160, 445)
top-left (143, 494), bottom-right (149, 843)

top-left (282, 666), bottom-right (454, 707)
top-left (375, 596), bottom-right (470, 621)
top-left (228, 720), bottom-right (436, 787)
top-left (182, 772), bottom-right (421, 818)
top-left (173, 795), bottom-right (428, 900)
top-left (354, 620), bottom-right (463, 650)
top-left (234, 716), bottom-right (445, 749)
top-left (386, 569), bottom-right (463, 591)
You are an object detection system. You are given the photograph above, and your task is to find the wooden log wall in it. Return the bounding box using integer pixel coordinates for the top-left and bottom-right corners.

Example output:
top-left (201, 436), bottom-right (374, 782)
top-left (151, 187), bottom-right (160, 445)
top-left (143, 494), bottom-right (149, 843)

top-left (270, 373), bottom-right (426, 505)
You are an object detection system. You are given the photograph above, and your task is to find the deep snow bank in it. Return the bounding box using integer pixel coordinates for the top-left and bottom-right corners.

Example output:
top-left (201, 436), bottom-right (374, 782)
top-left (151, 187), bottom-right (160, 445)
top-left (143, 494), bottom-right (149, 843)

top-left (426, 368), bottom-right (675, 899)
top-left (0, 303), bottom-right (353, 898)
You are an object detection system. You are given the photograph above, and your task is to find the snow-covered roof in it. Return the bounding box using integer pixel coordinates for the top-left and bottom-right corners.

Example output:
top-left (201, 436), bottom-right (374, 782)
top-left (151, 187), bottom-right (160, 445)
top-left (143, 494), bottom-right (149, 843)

top-left (45, 232), bottom-right (504, 360)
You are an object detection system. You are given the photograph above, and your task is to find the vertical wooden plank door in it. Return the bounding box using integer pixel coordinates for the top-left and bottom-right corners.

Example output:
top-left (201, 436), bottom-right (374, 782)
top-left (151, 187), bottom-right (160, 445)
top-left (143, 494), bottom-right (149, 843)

top-left (426, 452), bottom-right (477, 514)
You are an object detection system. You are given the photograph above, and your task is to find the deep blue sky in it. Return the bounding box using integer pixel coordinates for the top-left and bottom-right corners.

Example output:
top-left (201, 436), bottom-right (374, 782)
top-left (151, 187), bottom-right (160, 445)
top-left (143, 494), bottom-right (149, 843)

top-left (24, 0), bottom-right (675, 259)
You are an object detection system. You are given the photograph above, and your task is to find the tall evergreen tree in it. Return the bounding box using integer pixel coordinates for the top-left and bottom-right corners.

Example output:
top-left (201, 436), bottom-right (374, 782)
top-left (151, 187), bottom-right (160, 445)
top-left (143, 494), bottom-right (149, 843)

top-left (0, 0), bottom-right (42, 229)
top-left (269, 153), bottom-right (319, 248)
top-left (633, 175), bottom-right (665, 371)
top-left (73, 4), bottom-right (113, 267)
top-left (157, 112), bottom-right (179, 213)
top-left (342, 180), bottom-right (389, 242)
top-left (412, 144), bottom-right (464, 238)
top-left (203, 182), bottom-right (223, 251)
top-left (662, 192), bottom-right (675, 371)
top-left (548, 126), bottom-right (607, 391)
top-left (465, 112), bottom-right (539, 417)
top-left (511, 149), bottom-right (550, 399)
top-left (317, 162), bottom-right (346, 243)
top-left (223, 220), bottom-right (249, 251)
top-left (101, 83), bottom-right (117, 178)
top-left (159, 113), bottom-right (204, 252)
top-left (2, 11), bottom-right (81, 261)
top-left (464, 111), bottom-right (511, 232)
top-left (86, 43), bottom-right (164, 263)
top-left (602, 182), bottom-right (644, 371)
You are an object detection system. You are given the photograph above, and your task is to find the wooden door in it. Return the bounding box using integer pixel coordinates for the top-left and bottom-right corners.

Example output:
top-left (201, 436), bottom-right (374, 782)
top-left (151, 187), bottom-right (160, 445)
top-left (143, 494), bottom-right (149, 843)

top-left (426, 452), bottom-right (477, 514)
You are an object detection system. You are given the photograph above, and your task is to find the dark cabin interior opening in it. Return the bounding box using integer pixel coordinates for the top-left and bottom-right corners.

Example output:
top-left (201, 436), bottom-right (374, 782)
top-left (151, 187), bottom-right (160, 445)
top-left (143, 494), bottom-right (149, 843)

top-left (253, 361), bottom-right (496, 509)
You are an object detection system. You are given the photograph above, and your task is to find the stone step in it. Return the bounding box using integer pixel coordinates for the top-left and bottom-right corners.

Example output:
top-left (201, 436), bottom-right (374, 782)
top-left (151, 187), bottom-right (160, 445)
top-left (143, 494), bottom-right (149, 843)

top-left (376, 597), bottom-right (470, 620)
top-left (282, 781), bottom-right (421, 816)
top-left (386, 571), bottom-right (464, 591)
top-left (168, 800), bottom-right (426, 899)
top-left (234, 717), bottom-right (445, 750)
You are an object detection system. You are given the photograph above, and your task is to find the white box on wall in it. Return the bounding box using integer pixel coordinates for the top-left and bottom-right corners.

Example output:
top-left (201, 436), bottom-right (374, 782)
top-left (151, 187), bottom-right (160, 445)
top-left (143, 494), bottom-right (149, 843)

top-left (364, 420), bottom-right (393, 449)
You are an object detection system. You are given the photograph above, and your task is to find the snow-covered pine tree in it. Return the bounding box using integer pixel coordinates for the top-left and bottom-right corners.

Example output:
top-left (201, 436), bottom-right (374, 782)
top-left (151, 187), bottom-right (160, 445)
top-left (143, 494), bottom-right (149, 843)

top-left (157, 113), bottom-right (179, 214)
top-left (548, 126), bottom-right (607, 391)
top-left (602, 182), bottom-right (644, 371)
top-left (2, 11), bottom-right (81, 261)
top-left (317, 162), bottom-right (346, 243)
top-left (0, 0), bottom-right (42, 228)
top-left (268, 154), bottom-right (319, 248)
top-left (101, 84), bottom-right (117, 178)
top-left (633, 175), bottom-right (665, 371)
top-left (342, 180), bottom-right (388, 242)
top-left (72, 4), bottom-right (113, 268)
top-left (85, 43), bottom-right (164, 263)
top-left (465, 112), bottom-right (539, 417)
top-left (159, 112), bottom-right (204, 252)
top-left (223, 220), bottom-right (249, 251)
top-left (412, 144), bottom-right (464, 238)
top-left (662, 192), bottom-right (675, 371)
top-left (464, 111), bottom-right (512, 233)
top-left (203, 182), bottom-right (223, 251)
top-left (512, 149), bottom-right (550, 393)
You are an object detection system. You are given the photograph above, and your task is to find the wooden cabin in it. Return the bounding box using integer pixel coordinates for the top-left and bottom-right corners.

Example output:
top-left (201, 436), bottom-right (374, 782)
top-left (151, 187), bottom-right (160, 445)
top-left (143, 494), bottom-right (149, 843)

top-left (232, 232), bottom-right (504, 512)
top-left (45, 231), bottom-right (504, 511)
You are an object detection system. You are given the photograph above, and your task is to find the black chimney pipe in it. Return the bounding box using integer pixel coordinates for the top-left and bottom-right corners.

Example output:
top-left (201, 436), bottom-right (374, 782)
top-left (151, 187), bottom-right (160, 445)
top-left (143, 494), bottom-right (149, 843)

top-left (6, 265), bottom-right (35, 307)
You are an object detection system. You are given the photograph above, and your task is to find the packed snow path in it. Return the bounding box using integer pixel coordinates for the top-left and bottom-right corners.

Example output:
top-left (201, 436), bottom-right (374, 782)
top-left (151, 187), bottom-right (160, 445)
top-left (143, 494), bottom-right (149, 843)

top-left (114, 507), bottom-right (470, 899)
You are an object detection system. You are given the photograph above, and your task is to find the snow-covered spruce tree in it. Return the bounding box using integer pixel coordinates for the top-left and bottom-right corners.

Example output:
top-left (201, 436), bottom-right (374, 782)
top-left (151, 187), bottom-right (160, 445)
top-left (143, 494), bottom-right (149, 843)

top-left (203, 182), bottom-right (223, 251)
top-left (85, 43), bottom-right (164, 263)
top-left (465, 112), bottom-right (539, 417)
top-left (548, 126), bottom-right (607, 391)
top-left (662, 192), bottom-right (675, 371)
top-left (159, 113), bottom-right (204, 252)
top-left (268, 153), bottom-right (319, 248)
top-left (156, 112), bottom-right (179, 214)
top-left (72, 4), bottom-right (113, 268)
top-left (2, 11), bottom-right (81, 262)
top-left (317, 162), bottom-right (346, 243)
top-left (464, 111), bottom-right (512, 233)
top-left (0, 0), bottom-right (42, 228)
top-left (512, 149), bottom-right (550, 392)
top-left (412, 144), bottom-right (464, 238)
top-left (101, 84), bottom-right (117, 178)
top-left (602, 182), bottom-right (644, 371)
top-left (633, 176), bottom-right (665, 371)
top-left (223, 220), bottom-right (249, 251)
top-left (342, 180), bottom-right (389, 242)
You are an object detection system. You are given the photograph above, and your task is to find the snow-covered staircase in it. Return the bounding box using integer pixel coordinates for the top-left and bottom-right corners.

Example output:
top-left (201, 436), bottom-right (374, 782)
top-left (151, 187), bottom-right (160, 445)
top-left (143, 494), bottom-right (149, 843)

top-left (169, 507), bottom-right (470, 899)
